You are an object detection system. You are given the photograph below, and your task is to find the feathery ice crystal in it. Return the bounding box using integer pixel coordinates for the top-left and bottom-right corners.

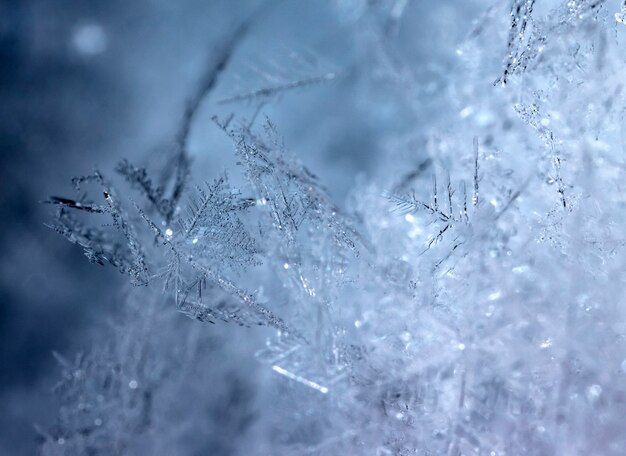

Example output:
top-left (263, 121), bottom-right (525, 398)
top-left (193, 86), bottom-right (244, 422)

top-left (43, 1), bottom-right (626, 454)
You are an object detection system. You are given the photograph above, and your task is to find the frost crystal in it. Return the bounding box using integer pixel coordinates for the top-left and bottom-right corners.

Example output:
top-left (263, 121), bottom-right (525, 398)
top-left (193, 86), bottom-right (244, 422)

top-left (44, 1), bottom-right (626, 455)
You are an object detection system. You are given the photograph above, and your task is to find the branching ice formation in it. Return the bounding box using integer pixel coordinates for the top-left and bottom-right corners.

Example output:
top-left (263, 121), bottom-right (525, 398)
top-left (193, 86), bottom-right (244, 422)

top-left (43, 1), bottom-right (626, 455)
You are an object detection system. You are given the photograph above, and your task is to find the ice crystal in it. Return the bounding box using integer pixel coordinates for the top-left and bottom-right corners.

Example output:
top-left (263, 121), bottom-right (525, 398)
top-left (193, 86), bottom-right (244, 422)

top-left (43, 1), bottom-right (626, 455)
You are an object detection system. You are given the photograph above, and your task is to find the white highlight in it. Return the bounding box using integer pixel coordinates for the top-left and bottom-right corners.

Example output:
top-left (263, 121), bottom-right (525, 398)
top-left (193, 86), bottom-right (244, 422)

top-left (272, 365), bottom-right (329, 394)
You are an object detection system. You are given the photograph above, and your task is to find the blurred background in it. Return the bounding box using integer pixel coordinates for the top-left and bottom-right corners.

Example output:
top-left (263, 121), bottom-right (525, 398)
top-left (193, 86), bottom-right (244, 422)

top-left (0, 0), bottom-right (479, 452)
